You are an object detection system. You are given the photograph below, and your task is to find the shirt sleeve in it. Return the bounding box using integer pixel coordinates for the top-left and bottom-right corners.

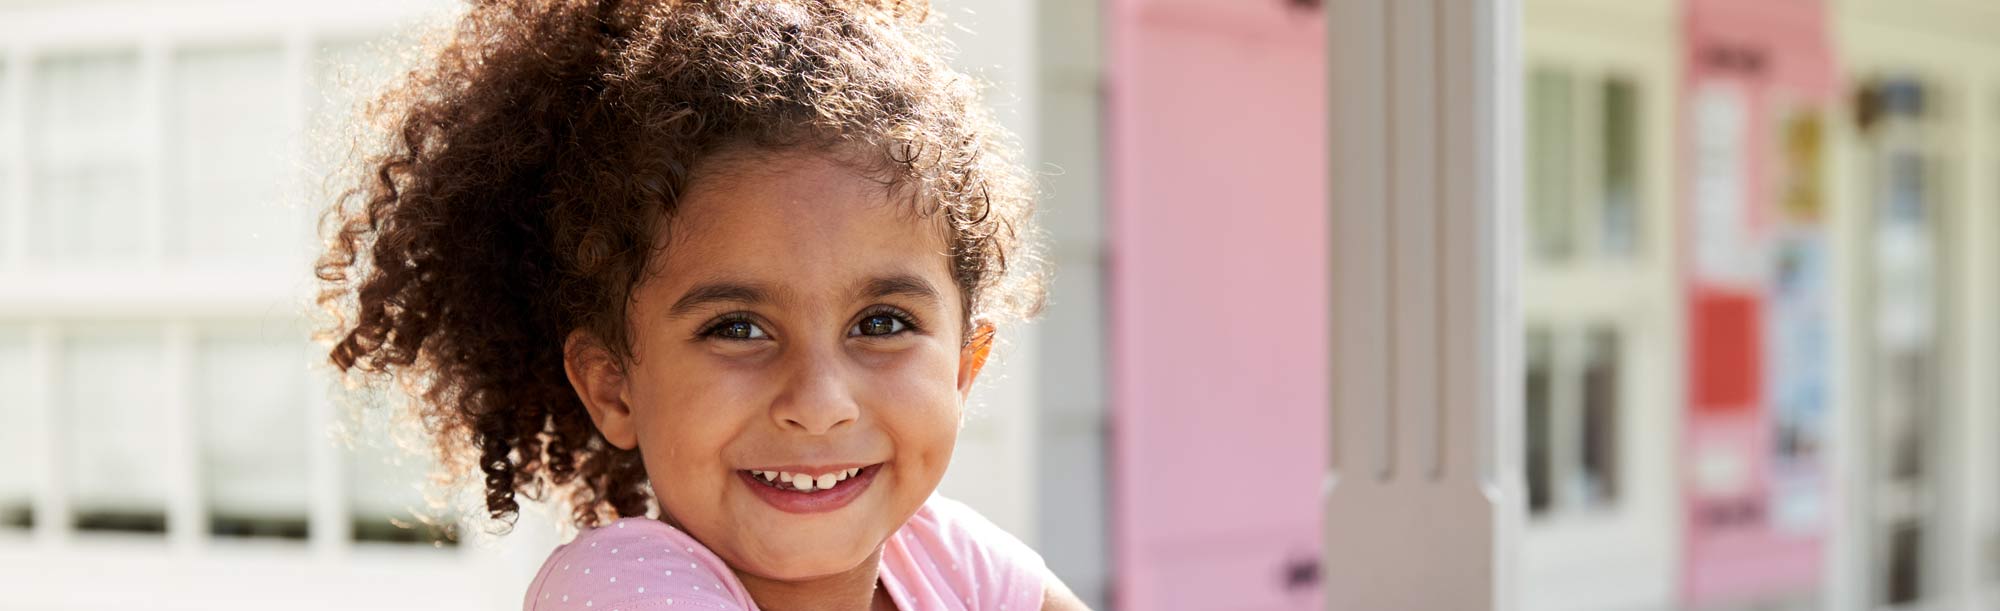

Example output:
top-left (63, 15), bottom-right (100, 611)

top-left (886, 496), bottom-right (1049, 611)
top-left (524, 518), bottom-right (757, 611)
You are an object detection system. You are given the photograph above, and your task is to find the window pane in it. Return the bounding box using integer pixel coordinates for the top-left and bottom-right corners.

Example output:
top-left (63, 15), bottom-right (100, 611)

top-left (1599, 77), bottom-right (1641, 258)
top-left (307, 39), bottom-right (398, 206)
top-left (346, 395), bottom-right (457, 546)
top-left (1579, 326), bottom-right (1621, 506)
top-left (0, 328), bottom-right (33, 529)
top-left (1528, 68), bottom-right (1576, 261)
top-left (29, 53), bottom-right (146, 263)
top-left (65, 328), bottom-right (169, 533)
top-left (197, 326), bottom-right (310, 539)
top-left (166, 46), bottom-right (298, 262)
top-left (0, 167), bottom-right (9, 262)
top-left (1, 63), bottom-right (11, 260)
top-left (1525, 326), bottom-right (1554, 514)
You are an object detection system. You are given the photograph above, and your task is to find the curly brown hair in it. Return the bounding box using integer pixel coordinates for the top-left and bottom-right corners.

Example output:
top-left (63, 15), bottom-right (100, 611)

top-left (314, 0), bottom-right (1044, 532)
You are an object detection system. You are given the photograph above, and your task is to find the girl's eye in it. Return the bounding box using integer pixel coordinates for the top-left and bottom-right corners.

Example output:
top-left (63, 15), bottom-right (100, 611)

top-left (706, 319), bottom-right (768, 340)
top-left (852, 314), bottom-right (908, 337)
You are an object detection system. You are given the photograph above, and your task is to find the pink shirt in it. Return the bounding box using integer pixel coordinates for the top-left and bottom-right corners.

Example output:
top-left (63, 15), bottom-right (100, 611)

top-left (523, 496), bottom-right (1047, 610)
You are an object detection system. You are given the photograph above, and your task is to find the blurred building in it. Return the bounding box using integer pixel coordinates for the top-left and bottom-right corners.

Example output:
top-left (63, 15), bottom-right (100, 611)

top-left (1109, 0), bottom-right (2000, 607)
top-left (3, 0), bottom-right (1997, 610)
top-left (1519, 0), bottom-right (2000, 609)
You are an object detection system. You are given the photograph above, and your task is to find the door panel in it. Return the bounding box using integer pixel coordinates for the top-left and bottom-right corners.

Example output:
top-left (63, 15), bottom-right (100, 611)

top-left (1107, 1), bottom-right (1326, 608)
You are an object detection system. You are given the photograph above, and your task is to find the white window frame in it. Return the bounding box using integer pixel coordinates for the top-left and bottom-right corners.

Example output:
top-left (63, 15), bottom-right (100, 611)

top-left (1832, 11), bottom-right (2000, 607)
top-left (1514, 9), bottom-right (1682, 609)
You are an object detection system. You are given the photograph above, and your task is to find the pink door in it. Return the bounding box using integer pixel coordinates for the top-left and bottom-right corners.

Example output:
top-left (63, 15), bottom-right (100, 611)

top-left (1106, 1), bottom-right (1327, 608)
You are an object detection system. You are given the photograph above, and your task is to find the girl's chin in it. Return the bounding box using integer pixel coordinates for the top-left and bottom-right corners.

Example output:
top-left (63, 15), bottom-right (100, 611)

top-left (735, 516), bottom-right (896, 580)
top-left (740, 543), bottom-right (881, 581)
top-left (728, 526), bottom-right (898, 582)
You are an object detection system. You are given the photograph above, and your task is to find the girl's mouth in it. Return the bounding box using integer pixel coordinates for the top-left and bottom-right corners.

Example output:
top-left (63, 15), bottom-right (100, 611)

top-left (735, 464), bottom-right (882, 514)
top-left (744, 467), bottom-right (865, 492)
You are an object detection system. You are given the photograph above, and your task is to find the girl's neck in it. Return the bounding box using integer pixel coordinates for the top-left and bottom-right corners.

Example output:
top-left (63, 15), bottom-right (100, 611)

top-left (733, 549), bottom-right (895, 611)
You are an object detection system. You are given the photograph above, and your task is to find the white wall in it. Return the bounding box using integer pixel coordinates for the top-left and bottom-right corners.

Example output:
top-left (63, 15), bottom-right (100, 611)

top-left (1029, 0), bottom-right (1112, 606)
top-left (925, 0), bottom-right (1045, 545)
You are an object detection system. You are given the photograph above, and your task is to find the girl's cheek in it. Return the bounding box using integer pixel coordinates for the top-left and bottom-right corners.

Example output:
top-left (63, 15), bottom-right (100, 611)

top-left (876, 354), bottom-right (965, 429)
top-left (855, 336), bottom-right (958, 376)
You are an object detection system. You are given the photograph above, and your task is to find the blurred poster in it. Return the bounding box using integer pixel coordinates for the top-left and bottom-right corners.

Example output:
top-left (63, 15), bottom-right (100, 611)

top-left (1768, 112), bottom-right (1829, 537)
top-left (1768, 232), bottom-right (1828, 535)
top-left (1679, 0), bottom-right (1839, 606)
top-left (1691, 84), bottom-right (1757, 286)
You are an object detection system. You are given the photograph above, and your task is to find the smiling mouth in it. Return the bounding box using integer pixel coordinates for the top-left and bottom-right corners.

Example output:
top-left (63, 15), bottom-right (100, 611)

top-left (741, 466), bottom-right (875, 493)
top-left (736, 464), bottom-right (881, 514)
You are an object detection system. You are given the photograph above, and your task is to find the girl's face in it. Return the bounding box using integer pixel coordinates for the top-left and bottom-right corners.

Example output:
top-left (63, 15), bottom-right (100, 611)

top-left (568, 151), bottom-right (988, 582)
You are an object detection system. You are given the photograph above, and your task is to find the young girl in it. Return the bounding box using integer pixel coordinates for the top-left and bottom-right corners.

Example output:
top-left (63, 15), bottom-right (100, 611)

top-left (315, 1), bottom-right (1085, 609)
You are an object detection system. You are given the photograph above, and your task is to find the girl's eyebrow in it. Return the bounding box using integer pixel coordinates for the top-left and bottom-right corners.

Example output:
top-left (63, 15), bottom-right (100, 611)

top-left (667, 281), bottom-right (776, 319)
top-left (665, 274), bottom-right (938, 319)
top-left (858, 274), bottom-right (943, 309)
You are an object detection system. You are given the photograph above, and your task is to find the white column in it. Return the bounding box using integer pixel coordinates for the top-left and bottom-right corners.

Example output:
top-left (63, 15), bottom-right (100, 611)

top-left (1324, 0), bottom-right (1521, 609)
top-left (1949, 69), bottom-right (1999, 609)
top-left (163, 322), bottom-right (202, 551)
top-left (29, 323), bottom-right (64, 546)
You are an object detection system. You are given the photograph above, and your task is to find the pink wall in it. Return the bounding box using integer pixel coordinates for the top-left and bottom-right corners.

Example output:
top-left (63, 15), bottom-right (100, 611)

top-left (1677, 0), bottom-right (1839, 605)
top-left (1106, 1), bottom-right (1328, 608)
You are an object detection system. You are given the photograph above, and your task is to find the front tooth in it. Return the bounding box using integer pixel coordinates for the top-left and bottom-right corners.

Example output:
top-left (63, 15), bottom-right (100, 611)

top-left (816, 473), bottom-right (837, 489)
top-left (791, 473), bottom-right (813, 491)
top-left (836, 471), bottom-right (848, 481)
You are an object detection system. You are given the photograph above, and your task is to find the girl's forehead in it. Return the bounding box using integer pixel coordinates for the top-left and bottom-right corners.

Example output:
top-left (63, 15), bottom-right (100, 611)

top-left (646, 152), bottom-right (957, 301)
top-left (672, 148), bottom-right (942, 234)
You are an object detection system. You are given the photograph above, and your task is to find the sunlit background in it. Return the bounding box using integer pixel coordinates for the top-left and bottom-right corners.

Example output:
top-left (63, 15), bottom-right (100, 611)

top-left (1519, 1), bottom-right (1999, 609)
top-left (0, 0), bottom-right (1995, 610)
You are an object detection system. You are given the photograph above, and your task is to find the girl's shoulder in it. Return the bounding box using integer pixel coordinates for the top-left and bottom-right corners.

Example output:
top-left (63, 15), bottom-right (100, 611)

top-left (523, 517), bottom-right (756, 611)
top-left (521, 497), bottom-right (1048, 611)
top-left (880, 496), bottom-right (1049, 611)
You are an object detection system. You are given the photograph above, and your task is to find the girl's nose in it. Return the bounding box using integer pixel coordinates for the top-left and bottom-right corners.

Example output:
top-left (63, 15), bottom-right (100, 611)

top-left (767, 346), bottom-right (861, 435)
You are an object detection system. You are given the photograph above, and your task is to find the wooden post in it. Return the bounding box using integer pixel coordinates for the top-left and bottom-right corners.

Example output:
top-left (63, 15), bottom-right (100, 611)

top-left (1324, 0), bottom-right (1522, 608)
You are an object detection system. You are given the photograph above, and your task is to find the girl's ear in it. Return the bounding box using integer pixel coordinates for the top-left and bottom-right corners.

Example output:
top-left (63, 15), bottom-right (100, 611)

top-left (956, 321), bottom-right (996, 398)
top-left (563, 330), bottom-right (641, 450)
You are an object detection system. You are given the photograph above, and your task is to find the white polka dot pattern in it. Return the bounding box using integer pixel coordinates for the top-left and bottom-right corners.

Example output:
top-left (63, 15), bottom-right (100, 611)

top-left (520, 497), bottom-right (1047, 611)
top-left (523, 517), bottom-right (753, 610)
